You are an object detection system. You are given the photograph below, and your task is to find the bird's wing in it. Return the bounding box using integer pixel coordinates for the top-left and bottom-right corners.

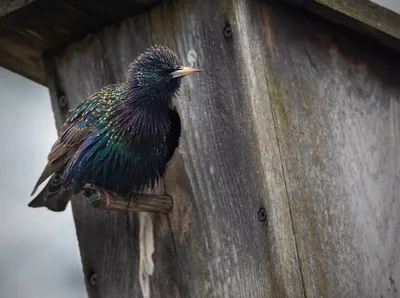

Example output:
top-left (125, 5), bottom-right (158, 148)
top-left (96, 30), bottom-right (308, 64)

top-left (31, 84), bottom-right (121, 196)
top-left (28, 168), bottom-right (73, 211)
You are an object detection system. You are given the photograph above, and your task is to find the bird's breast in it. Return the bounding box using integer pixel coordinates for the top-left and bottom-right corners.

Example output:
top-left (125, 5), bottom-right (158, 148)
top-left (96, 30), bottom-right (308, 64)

top-left (73, 130), bottom-right (170, 194)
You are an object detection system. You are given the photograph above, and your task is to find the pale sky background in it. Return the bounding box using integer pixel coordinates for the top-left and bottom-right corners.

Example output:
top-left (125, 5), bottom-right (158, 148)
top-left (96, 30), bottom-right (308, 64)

top-left (0, 67), bottom-right (86, 298)
top-left (374, 0), bottom-right (400, 13)
top-left (0, 1), bottom-right (398, 298)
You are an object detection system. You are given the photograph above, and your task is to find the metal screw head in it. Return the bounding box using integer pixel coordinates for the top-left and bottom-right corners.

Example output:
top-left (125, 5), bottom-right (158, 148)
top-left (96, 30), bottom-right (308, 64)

top-left (58, 94), bottom-right (68, 108)
top-left (258, 207), bottom-right (267, 222)
top-left (89, 273), bottom-right (97, 286)
top-left (223, 24), bottom-right (232, 39)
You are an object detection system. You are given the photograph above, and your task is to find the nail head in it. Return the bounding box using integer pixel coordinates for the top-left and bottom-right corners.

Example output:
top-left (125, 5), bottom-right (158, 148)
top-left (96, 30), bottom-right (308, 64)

top-left (58, 94), bottom-right (68, 108)
top-left (223, 24), bottom-right (232, 39)
top-left (89, 273), bottom-right (97, 286)
top-left (258, 207), bottom-right (267, 222)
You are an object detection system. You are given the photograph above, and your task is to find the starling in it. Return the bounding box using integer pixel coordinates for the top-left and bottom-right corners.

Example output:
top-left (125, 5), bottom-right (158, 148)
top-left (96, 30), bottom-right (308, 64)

top-left (29, 45), bottom-right (201, 212)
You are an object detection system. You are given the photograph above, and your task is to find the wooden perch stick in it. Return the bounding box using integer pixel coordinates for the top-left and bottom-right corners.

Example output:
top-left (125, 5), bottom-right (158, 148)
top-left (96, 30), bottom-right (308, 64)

top-left (87, 191), bottom-right (173, 213)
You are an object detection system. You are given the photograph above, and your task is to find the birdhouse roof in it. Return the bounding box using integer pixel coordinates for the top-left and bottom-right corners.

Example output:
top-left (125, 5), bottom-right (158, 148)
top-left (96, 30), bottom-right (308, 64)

top-left (1, 0), bottom-right (400, 86)
top-left (0, 0), bottom-right (158, 85)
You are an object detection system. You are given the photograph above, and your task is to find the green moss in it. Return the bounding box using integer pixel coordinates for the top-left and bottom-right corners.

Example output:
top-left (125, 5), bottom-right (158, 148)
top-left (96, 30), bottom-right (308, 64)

top-left (268, 74), bottom-right (292, 133)
top-left (218, 0), bottom-right (236, 14)
top-left (190, 239), bottom-right (209, 296)
top-left (266, 72), bottom-right (330, 296)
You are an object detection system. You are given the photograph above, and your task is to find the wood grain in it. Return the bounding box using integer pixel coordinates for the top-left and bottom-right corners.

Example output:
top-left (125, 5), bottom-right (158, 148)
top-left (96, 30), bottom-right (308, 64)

top-left (0, 0), bottom-right (159, 84)
top-left (262, 2), bottom-right (400, 297)
top-left (2, 0), bottom-right (400, 86)
top-left (88, 192), bottom-right (174, 213)
top-left (41, 0), bottom-right (400, 297)
top-left (44, 13), bottom-right (182, 298)
top-left (283, 0), bottom-right (400, 53)
top-left (149, 0), bottom-right (304, 297)
top-left (0, 0), bottom-right (34, 17)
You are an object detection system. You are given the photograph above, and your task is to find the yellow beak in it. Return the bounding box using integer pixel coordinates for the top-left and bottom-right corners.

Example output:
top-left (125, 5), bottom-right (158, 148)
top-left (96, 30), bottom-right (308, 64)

top-left (171, 66), bottom-right (202, 78)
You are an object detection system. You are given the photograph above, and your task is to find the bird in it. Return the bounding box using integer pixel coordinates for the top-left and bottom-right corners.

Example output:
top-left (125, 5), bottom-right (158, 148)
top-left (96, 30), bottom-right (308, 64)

top-left (28, 45), bottom-right (201, 212)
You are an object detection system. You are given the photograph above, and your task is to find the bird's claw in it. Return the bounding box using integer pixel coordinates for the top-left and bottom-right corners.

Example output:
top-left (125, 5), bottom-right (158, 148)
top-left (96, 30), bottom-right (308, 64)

top-left (125, 198), bottom-right (131, 215)
top-left (84, 183), bottom-right (113, 213)
top-left (104, 191), bottom-right (112, 214)
top-left (123, 194), bottom-right (137, 215)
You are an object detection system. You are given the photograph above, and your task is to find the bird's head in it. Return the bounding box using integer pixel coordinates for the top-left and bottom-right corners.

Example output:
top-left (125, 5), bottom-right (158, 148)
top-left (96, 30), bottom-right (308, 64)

top-left (126, 45), bottom-right (201, 106)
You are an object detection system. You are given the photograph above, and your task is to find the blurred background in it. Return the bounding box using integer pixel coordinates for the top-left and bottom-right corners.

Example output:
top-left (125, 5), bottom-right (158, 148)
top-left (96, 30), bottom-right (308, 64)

top-left (0, 67), bottom-right (86, 298)
top-left (0, 1), bottom-right (398, 298)
top-left (374, 0), bottom-right (400, 12)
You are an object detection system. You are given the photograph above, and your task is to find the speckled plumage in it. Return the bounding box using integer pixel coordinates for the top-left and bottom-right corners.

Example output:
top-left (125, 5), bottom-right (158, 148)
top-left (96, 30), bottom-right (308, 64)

top-left (29, 45), bottom-right (199, 212)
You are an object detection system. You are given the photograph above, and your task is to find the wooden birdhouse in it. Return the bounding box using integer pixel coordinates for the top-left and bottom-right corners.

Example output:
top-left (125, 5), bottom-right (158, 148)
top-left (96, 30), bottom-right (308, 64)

top-left (1, 0), bottom-right (400, 297)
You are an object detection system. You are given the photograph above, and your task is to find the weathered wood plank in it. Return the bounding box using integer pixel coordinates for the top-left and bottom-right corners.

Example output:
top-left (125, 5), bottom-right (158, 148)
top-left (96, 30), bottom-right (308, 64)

top-left (284, 0), bottom-right (400, 52)
top-left (0, 0), bottom-right (159, 84)
top-left (43, 0), bottom-right (305, 296)
top-left (150, 0), bottom-right (304, 297)
top-left (88, 192), bottom-right (174, 213)
top-left (3, 0), bottom-right (400, 85)
top-left (262, 2), bottom-right (400, 297)
top-left (43, 13), bottom-right (183, 298)
top-left (0, 0), bottom-right (34, 17)
top-left (41, 0), bottom-right (400, 297)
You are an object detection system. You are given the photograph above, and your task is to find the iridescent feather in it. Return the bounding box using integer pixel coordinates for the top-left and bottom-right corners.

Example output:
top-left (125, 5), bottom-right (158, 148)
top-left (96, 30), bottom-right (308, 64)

top-left (29, 45), bottom-right (193, 211)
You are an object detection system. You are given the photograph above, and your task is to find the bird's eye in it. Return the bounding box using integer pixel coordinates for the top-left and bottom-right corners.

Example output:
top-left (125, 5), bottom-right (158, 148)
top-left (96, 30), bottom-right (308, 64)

top-left (156, 69), bottom-right (170, 77)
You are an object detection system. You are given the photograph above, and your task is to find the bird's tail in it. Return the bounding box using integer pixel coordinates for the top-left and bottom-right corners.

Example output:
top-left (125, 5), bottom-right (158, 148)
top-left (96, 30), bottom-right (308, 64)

top-left (28, 170), bottom-right (73, 212)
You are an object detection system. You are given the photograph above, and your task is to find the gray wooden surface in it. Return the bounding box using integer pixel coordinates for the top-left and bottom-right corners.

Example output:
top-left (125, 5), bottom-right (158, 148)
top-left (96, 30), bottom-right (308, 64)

top-left (263, 3), bottom-right (400, 297)
top-left (0, 0), bottom-right (35, 17)
top-left (44, 14), bottom-right (183, 298)
top-left (284, 0), bottom-right (400, 53)
top-left (43, 0), bottom-right (400, 297)
top-left (0, 0), bottom-right (158, 84)
top-left (2, 0), bottom-right (400, 85)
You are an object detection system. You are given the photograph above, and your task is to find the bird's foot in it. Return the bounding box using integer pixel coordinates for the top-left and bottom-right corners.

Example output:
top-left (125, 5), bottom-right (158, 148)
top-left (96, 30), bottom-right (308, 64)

top-left (125, 193), bottom-right (137, 214)
top-left (104, 191), bottom-right (112, 213)
top-left (83, 183), bottom-right (97, 198)
top-left (83, 184), bottom-right (113, 213)
top-left (124, 199), bottom-right (130, 216)
top-left (83, 186), bottom-right (96, 198)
